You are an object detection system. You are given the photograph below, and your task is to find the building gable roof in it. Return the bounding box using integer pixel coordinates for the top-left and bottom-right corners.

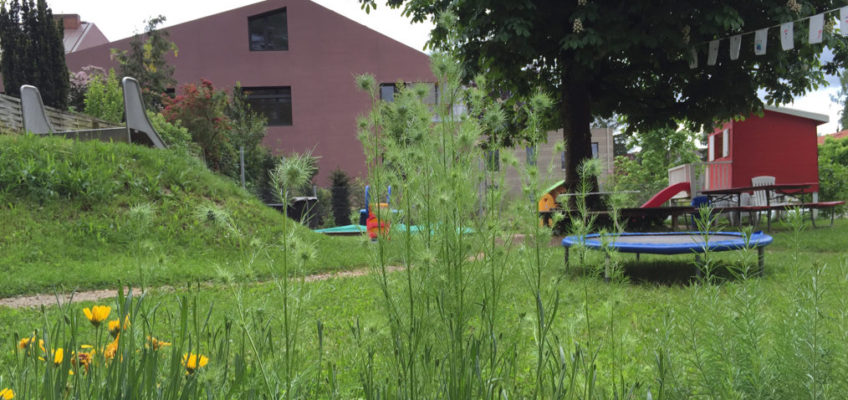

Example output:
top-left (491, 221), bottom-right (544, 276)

top-left (817, 129), bottom-right (848, 145)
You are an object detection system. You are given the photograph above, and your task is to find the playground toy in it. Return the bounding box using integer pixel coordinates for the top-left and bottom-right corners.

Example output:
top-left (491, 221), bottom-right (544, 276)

top-left (21, 77), bottom-right (167, 149)
top-left (563, 231), bottom-right (773, 280)
top-left (364, 185), bottom-right (391, 240)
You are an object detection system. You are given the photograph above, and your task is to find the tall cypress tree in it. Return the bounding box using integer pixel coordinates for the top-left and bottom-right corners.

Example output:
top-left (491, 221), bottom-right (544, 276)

top-left (0, 0), bottom-right (69, 109)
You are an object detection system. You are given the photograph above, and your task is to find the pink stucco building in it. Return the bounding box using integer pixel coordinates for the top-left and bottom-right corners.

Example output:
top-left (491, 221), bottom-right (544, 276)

top-left (63, 0), bottom-right (434, 184)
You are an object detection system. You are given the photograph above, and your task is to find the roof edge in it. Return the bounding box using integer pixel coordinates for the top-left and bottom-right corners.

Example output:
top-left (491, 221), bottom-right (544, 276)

top-left (764, 105), bottom-right (829, 124)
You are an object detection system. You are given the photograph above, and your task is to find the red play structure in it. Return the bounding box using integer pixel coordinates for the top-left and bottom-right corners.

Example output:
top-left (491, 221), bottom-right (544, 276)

top-left (539, 106), bottom-right (843, 229)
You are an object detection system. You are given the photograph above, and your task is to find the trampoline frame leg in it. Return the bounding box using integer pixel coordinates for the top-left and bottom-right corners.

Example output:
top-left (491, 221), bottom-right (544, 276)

top-left (694, 254), bottom-right (704, 279)
top-left (564, 247), bottom-right (569, 272)
top-left (757, 247), bottom-right (764, 276)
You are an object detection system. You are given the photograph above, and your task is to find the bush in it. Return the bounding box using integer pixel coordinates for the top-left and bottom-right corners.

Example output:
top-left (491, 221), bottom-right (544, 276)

top-left (68, 66), bottom-right (106, 112)
top-left (818, 137), bottom-right (848, 212)
top-left (83, 69), bottom-right (123, 124)
top-left (330, 169), bottom-right (352, 226)
top-left (163, 79), bottom-right (233, 173)
top-left (146, 111), bottom-right (198, 155)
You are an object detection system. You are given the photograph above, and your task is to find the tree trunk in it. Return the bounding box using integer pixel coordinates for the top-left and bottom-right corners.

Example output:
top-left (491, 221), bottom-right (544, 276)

top-left (560, 60), bottom-right (601, 209)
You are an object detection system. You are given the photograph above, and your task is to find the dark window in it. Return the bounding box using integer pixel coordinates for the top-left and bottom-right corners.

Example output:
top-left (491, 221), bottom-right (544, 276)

top-left (380, 82), bottom-right (438, 104)
top-left (525, 146), bottom-right (536, 166)
top-left (249, 8), bottom-right (288, 51)
top-left (380, 83), bottom-right (398, 102)
top-left (242, 86), bottom-right (292, 126)
top-left (591, 142), bottom-right (599, 159)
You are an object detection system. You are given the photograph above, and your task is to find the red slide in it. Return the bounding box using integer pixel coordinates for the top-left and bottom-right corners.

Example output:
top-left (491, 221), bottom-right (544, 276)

top-left (640, 182), bottom-right (691, 208)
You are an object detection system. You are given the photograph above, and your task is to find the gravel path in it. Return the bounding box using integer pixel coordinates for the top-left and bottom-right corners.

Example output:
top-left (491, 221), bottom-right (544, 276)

top-left (0, 266), bottom-right (404, 309)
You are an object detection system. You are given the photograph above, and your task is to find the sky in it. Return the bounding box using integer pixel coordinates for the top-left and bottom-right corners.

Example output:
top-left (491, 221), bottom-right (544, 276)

top-left (47, 0), bottom-right (845, 136)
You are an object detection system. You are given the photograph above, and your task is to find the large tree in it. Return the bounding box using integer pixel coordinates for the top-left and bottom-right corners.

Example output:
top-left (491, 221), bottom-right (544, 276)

top-left (361, 0), bottom-right (848, 194)
top-left (0, 0), bottom-right (69, 109)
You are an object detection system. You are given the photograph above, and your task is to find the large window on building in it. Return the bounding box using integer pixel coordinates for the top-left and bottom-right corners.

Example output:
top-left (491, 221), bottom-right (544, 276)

top-left (242, 86), bottom-right (292, 126)
top-left (380, 82), bottom-right (438, 104)
top-left (249, 8), bottom-right (288, 51)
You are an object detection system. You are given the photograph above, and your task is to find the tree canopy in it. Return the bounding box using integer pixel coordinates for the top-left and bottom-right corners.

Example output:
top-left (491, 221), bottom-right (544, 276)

top-left (0, 0), bottom-right (69, 109)
top-left (361, 0), bottom-right (848, 192)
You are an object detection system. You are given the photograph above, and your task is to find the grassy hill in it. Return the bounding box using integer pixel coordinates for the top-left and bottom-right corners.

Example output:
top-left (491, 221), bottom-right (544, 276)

top-left (0, 134), bottom-right (385, 297)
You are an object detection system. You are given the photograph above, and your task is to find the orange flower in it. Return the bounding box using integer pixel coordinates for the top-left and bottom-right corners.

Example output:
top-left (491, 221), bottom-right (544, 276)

top-left (104, 337), bottom-right (119, 362)
top-left (18, 336), bottom-right (45, 352)
top-left (182, 353), bottom-right (208, 374)
top-left (83, 305), bottom-right (111, 327)
top-left (145, 336), bottom-right (171, 350)
top-left (72, 346), bottom-right (95, 373)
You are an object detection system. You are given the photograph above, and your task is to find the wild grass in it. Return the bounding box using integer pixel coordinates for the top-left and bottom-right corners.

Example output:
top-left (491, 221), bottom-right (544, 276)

top-left (0, 134), bottom-right (402, 297)
top-left (3, 53), bottom-right (848, 398)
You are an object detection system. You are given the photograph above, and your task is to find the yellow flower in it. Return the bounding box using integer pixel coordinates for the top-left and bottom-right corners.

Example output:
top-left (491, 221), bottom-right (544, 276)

top-left (83, 305), bottom-right (111, 327)
top-left (51, 348), bottom-right (64, 366)
top-left (107, 315), bottom-right (130, 338)
top-left (182, 353), bottom-right (208, 374)
top-left (0, 388), bottom-right (14, 399)
top-left (146, 336), bottom-right (171, 350)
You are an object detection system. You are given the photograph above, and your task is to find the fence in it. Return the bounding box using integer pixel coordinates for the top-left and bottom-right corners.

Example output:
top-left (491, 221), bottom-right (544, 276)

top-left (0, 93), bottom-right (118, 133)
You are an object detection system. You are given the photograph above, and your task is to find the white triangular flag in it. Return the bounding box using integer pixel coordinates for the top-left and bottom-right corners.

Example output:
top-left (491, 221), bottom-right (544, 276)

top-left (781, 22), bottom-right (794, 50)
top-left (730, 35), bottom-right (742, 60)
top-left (689, 48), bottom-right (698, 69)
top-left (755, 28), bottom-right (768, 55)
top-left (809, 13), bottom-right (824, 43)
top-left (841, 6), bottom-right (848, 36)
top-left (708, 40), bottom-right (719, 65)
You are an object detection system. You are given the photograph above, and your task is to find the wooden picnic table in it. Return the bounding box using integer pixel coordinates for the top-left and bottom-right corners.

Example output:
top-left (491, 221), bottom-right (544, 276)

top-left (701, 183), bottom-right (834, 230)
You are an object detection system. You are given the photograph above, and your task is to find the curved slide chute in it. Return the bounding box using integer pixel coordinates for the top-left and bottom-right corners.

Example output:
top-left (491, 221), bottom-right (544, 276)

top-left (640, 182), bottom-right (691, 208)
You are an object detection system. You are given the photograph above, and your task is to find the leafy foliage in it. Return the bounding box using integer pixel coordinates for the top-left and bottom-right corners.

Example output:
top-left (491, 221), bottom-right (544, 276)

top-left (146, 110), bottom-right (197, 155)
top-left (83, 69), bottom-right (123, 124)
top-left (0, 0), bottom-right (69, 109)
top-left (162, 79), bottom-right (232, 172)
top-left (360, 0), bottom-right (848, 193)
top-left (614, 127), bottom-right (701, 206)
top-left (68, 66), bottom-right (106, 112)
top-left (111, 15), bottom-right (177, 110)
top-left (818, 136), bottom-right (848, 208)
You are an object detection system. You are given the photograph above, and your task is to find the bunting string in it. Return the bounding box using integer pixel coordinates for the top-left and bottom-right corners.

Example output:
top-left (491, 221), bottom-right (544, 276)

top-left (690, 5), bottom-right (848, 69)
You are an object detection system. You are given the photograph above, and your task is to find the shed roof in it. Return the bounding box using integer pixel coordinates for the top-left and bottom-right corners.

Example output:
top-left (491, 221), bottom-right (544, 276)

top-left (763, 105), bottom-right (829, 124)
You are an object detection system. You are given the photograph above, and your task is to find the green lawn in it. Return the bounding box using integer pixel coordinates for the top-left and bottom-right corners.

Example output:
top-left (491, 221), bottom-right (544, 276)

top-left (2, 219), bottom-right (846, 398)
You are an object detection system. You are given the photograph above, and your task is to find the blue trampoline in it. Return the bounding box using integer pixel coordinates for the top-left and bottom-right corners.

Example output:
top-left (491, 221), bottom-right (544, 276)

top-left (562, 231), bottom-right (773, 279)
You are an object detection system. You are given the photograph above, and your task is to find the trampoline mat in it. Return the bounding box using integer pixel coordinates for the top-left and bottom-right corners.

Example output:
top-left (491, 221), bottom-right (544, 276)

top-left (610, 234), bottom-right (742, 244)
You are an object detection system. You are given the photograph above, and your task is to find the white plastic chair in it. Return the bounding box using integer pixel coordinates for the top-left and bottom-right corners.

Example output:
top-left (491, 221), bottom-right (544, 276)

top-left (751, 176), bottom-right (775, 227)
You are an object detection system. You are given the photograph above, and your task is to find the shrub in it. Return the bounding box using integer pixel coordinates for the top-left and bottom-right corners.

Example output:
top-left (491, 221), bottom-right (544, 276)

top-left (162, 79), bottom-right (233, 173)
top-left (83, 69), bottom-right (123, 124)
top-left (146, 110), bottom-right (197, 155)
top-left (330, 168), bottom-right (351, 226)
top-left (68, 65), bottom-right (106, 112)
top-left (818, 137), bottom-right (848, 212)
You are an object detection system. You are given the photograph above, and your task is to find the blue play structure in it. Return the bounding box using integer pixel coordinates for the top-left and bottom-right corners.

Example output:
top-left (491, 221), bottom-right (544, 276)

top-left (562, 231), bottom-right (773, 279)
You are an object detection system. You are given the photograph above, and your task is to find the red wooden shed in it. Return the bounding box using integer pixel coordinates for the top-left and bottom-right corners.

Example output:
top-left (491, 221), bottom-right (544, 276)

top-left (705, 106), bottom-right (827, 193)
